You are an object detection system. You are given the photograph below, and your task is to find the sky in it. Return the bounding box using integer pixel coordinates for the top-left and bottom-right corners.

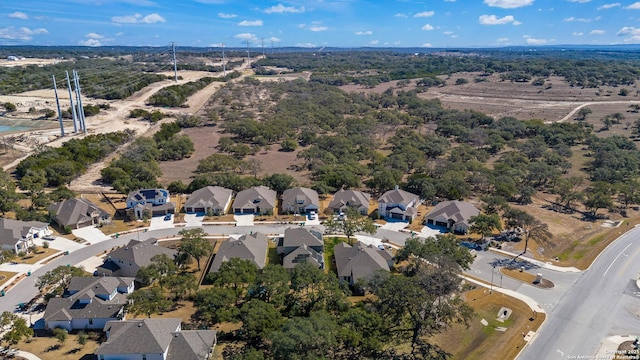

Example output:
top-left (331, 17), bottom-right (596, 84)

top-left (1, 0), bottom-right (640, 48)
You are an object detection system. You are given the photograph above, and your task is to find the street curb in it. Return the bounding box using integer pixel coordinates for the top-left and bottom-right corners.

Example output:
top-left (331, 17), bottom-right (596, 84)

top-left (489, 248), bottom-right (582, 273)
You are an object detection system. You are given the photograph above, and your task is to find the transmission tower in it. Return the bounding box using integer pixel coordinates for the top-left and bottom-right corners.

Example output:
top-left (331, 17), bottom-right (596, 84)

top-left (73, 70), bottom-right (87, 134)
top-left (52, 75), bottom-right (65, 137)
top-left (172, 42), bottom-right (178, 83)
top-left (65, 71), bottom-right (78, 133)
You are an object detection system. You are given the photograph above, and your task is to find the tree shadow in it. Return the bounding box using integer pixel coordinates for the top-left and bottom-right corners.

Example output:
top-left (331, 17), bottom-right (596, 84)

top-left (489, 257), bottom-right (540, 271)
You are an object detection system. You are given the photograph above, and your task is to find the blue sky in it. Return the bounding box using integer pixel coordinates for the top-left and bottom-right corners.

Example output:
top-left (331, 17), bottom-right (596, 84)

top-left (1, 0), bottom-right (639, 48)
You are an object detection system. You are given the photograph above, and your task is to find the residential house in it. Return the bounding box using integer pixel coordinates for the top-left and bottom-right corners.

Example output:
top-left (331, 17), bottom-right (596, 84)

top-left (209, 232), bottom-right (269, 273)
top-left (334, 241), bottom-right (393, 285)
top-left (378, 186), bottom-right (421, 221)
top-left (183, 186), bottom-right (233, 215)
top-left (281, 187), bottom-right (320, 214)
top-left (126, 189), bottom-right (175, 220)
top-left (424, 200), bottom-right (480, 234)
top-left (43, 276), bottom-right (135, 332)
top-left (328, 189), bottom-right (371, 216)
top-left (232, 186), bottom-right (277, 215)
top-left (96, 318), bottom-right (217, 360)
top-left (0, 218), bottom-right (50, 254)
top-left (48, 198), bottom-right (112, 230)
top-left (96, 238), bottom-right (177, 279)
top-left (277, 227), bottom-right (324, 270)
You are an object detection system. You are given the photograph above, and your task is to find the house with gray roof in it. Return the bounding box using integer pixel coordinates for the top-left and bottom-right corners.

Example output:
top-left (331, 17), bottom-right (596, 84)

top-left (96, 318), bottom-right (217, 360)
top-left (232, 186), bottom-right (277, 215)
top-left (378, 186), bottom-right (421, 221)
top-left (328, 189), bottom-right (371, 216)
top-left (96, 238), bottom-right (177, 279)
top-left (43, 276), bottom-right (134, 332)
top-left (209, 232), bottom-right (269, 273)
top-left (281, 187), bottom-right (320, 214)
top-left (277, 227), bottom-right (324, 270)
top-left (334, 241), bottom-right (393, 285)
top-left (48, 198), bottom-right (111, 230)
top-left (424, 200), bottom-right (480, 234)
top-left (184, 186), bottom-right (233, 215)
top-left (126, 188), bottom-right (175, 220)
top-left (0, 218), bottom-right (50, 254)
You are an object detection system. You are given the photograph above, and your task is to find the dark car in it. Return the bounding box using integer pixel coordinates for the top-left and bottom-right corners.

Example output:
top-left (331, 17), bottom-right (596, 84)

top-left (164, 214), bottom-right (172, 221)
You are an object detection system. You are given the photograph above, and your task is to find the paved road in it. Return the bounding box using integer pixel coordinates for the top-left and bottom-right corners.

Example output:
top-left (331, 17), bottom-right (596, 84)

top-left (518, 227), bottom-right (640, 360)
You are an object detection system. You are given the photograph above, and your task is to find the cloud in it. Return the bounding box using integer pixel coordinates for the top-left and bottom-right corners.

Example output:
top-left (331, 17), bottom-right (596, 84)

top-left (627, 2), bottom-right (640, 9)
top-left (598, 3), bottom-right (620, 9)
top-left (218, 13), bottom-right (237, 19)
top-left (590, 29), bottom-right (605, 35)
top-left (309, 25), bottom-right (328, 31)
top-left (394, 13), bottom-right (408, 18)
top-left (264, 4), bottom-right (305, 13)
top-left (111, 13), bottom-right (165, 24)
top-left (414, 11), bottom-right (435, 18)
top-left (85, 32), bottom-right (104, 39)
top-left (238, 20), bottom-right (263, 26)
top-left (0, 26), bottom-right (48, 41)
top-left (421, 43), bottom-right (433, 47)
top-left (484, 0), bottom-right (533, 9)
top-left (525, 37), bottom-right (548, 45)
top-left (617, 26), bottom-right (640, 36)
top-left (369, 40), bottom-right (379, 45)
top-left (496, 37), bottom-right (510, 42)
top-left (443, 31), bottom-right (454, 35)
top-left (234, 33), bottom-right (258, 43)
top-left (296, 42), bottom-right (316, 47)
top-left (115, 32), bottom-right (124, 36)
top-left (8, 12), bottom-right (28, 20)
top-left (355, 30), bottom-right (373, 35)
top-left (479, 14), bottom-right (520, 25)
top-left (421, 24), bottom-right (434, 30)
top-left (79, 38), bottom-right (102, 46)
top-left (573, 31), bottom-right (584, 36)
top-left (567, 0), bottom-right (590, 2)
top-left (563, 16), bottom-right (599, 22)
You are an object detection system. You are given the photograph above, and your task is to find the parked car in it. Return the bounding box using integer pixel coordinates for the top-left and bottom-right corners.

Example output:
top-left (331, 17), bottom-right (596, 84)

top-left (308, 211), bottom-right (317, 220)
top-left (42, 235), bottom-right (55, 241)
top-left (164, 214), bottom-right (172, 221)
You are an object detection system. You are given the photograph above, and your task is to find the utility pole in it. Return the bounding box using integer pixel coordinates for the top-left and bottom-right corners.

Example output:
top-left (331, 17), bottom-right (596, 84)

top-left (172, 42), bottom-right (178, 83)
top-left (261, 38), bottom-right (265, 57)
top-left (246, 40), bottom-right (250, 61)
top-left (52, 75), bottom-right (65, 137)
top-left (73, 70), bottom-right (87, 134)
top-left (221, 43), bottom-right (226, 76)
top-left (65, 71), bottom-right (78, 133)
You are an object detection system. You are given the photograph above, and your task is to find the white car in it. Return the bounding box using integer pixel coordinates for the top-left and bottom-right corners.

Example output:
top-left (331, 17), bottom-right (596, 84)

top-left (308, 211), bottom-right (317, 220)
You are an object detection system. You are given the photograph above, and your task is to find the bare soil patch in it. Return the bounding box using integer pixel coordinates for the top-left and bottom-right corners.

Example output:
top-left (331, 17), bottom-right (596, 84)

top-left (16, 331), bottom-right (101, 360)
top-left (500, 268), bottom-right (554, 289)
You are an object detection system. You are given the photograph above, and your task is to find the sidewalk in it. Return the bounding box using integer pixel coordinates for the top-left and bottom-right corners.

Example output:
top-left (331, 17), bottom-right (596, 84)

top-left (462, 275), bottom-right (547, 314)
top-left (490, 248), bottom-right (582, 273)
top-left (16, 350), bottom-right (43, 360)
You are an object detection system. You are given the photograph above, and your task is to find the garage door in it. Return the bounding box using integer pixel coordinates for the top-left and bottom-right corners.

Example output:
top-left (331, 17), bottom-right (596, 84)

top-left (194, 207), bottom-right (205, 213)
top-left (243, 208), bottom-right (254, 214)
top-left (391, 213), bottom-right (404, 220)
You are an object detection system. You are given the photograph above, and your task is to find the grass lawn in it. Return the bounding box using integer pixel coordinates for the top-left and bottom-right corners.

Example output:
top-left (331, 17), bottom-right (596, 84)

top-left (99, 220), bottom-right (147, 235)
top-left (430, 287), bottom-right (545, 360)
top-left (16, 331), bottom-right (101, 360)
top-left (0, 270), bottom-right (18, 287)
top-left (323, 236), bottom-right (348, 274)
top-left (19, 248), bottom-right (60, 265)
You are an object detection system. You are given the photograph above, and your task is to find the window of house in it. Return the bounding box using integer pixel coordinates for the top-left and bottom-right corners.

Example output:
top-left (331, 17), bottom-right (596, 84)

top-left (89, 318), bottom-right (93, 325)
top-left (142, 355), bottom-right (147, 360)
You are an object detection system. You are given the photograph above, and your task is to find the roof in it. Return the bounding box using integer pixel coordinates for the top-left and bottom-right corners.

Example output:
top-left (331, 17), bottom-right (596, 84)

top-left (378, 187), bottom-right (420, 207)
top-left (105, 238), bottom-right (177, 268)
top-left (282, 227), bottom-right (323, 248)
top-left (233, 186), bottom-right (277, 209)
top-left (283, 244), bottom-right (324, 269)
top-left (209, 233), bottom-right (269, 273)
top-left (184, 186), bottom-right (233, 210)
top-left (96, 318), bottom-right (181, 355)
top-left (0, 218), bottom-right (48, 246)
top-left (328, 189), bottom-right (371, 209)
top-left (167, 330), bottom-right (217, 360)
top-left (334, 242), bottom-right (391, 282)
top-left (425, 200), bottom-right (480, 226)
top-left (44, 276), bottom-right (134, 322)
top-left (281, 187), bottom-right (319, 209)
top-left (126, 188), bottom-right (169, 204)
top-left (48, 198), bottom-right (110, 227)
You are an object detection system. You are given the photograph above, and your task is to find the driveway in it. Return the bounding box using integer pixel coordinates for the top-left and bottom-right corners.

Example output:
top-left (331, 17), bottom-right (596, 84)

top-left (184, 213), bottom-right (204, 227)
top-left (379, 221), bottom-right (409, 231)
top-left (76, 254), bottom-right (107, 274)
top-left (149, 215), bottom-right (176, 230)
top-left (71, 226), bottom-right (110, 244)
top-left (33, 236), bottom-right (86, 253)
top-left (234, 214), bottom-right (254, 226)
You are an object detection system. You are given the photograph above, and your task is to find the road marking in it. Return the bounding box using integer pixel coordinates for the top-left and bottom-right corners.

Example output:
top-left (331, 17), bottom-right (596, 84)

top-left (603, 243), bottom-right (632, 278)
top-left (556, 349), bottom-right (564, 357)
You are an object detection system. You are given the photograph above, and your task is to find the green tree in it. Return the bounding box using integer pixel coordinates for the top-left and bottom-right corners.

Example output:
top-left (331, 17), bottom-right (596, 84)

top-left (136, 254), bottom-right (178, 288)
top-left (280, 138), bottom-right (298, 152)
top-left (209, 258), bottom-right (258, 302)
top-left (194, 287), bottom-right (239, 325)
top-left (1, 313), bottom-right (33, 345)
top-left (0, 169), bottom-right (19, 215)
top-left (36, 265), bottom-right (88, 294)
top-left (583, 190), bottom-right (613, 217)
top-left (240, 299), bottom-right (284, 344)
top-left (469, 213), bottom-right (503, 240)
top-left (166, 272), bottom-right (198, 300)
top-left (323, 208), bottom-right (376, 245)
top-left (3, 102), bottom-right (17, 112)
top-left (77, 330), bottom-right (88, 347)
top-left (395, 234), bottom-right (475, 270)
top-left (503, 208), bottom-right (552, 254)
top-left (127, 287), bottom-right (172, 318)
top-left (269, 311), bottom-right (340, 360)
top-left (576, 107), bottom-right (592, 120)
top-left (52, 327), bottom-right (67, 345)
top-left (250, 264), bottom-right (290, 308)
top-left (178, 228), bottom-right (213, 271)
top-left (263, 173), bottom-right (296, 194)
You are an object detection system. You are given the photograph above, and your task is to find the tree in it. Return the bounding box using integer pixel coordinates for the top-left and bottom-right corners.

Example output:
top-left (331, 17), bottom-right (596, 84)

top-left (52, 327), bottom-right (68, 345)
top-left (280, 138), bottom-right (298, 152)
top-left (136, 254), bottom-right (178, 288)
top-left (209, 258), bottom-right (258, 302)
top-left (178, 228), bottom-right (213, 271)
top-left (469, 213), bottom-right (502, 240)
top-left (576, 107), bottom-right (592, 120)
top-left (194, 287), bottom-right (239, 325)
top-left (250, 264), bottom-right (290, 308)
top-left (0, 169), bottom-right (19, 215)
top-left (554, 176), bottom-right (584, 212)
top-left (77, 330), bottom-right (88, 347)
top-left (263, 173), bottom-right (296, 194)
top-left (166, 272), bottom-right (198, 300)
top-left (269, 311), bottom-right (340, 360)
top-left (583, 190), bottom-right (613, 217)
top-left (395, 235), bottom-right (475, 270)
top-left (240, 299), bottom-right (284, 343)
top-left (503, 208), bottom-right (552, 254)
top-left (127, 287), bottom-right (172, 318)
top-left (3, 102), bottom-right (16, 112)
top-left (617, 179), bottom-right (640, 210)
top-left (323, 208), bottom-right (376, 245)
top-left (36, 265), bottom-right (87, 294)
top-left (1, 312), bottom-right (33, 345)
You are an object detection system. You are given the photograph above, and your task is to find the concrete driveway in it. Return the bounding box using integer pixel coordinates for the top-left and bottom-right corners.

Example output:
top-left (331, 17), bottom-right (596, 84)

top-left (149, 215), bottom-right (176, 230)
top-left (71, 226), bottom-right (110, 244)
top-left (184, 213), bottom-right (205, 227)
top-left (234, 214), bottom-right (254, 226)
top-left (379, 221), bottom-right (409, 231)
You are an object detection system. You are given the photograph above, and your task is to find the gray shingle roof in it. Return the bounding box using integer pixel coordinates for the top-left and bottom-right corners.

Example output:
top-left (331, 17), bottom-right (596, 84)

top-left (184, 186), bottom-right (233, 211)
top-left (233, 186), bottom-right (277, 210)
top-left (283, 244), bottom-right (324, 269)
top-left (425, 200), bottom-right (480, 226)
top-left (167, 330), bottom-right (217, 360)
top-left (281, 187), bottom-right (319, 210)
top-left (283, 227), bottom-right (323, 248)
top-left (0, 218), bottom-right (48, 247)
top-left (96, 318), bottom-right (182, 355)
top-left (328, 189), bottom-right (371, 210)
top-left (47, 198), bottom-right (110, 227)
top-left (378, 187), bottom-right (420, 207)
top-left (105, 238), bottom-right (177, 268)
top-left (209, 233), bottom-right (269, 273)
top-left (334, 242), bottom-right (391, 283)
